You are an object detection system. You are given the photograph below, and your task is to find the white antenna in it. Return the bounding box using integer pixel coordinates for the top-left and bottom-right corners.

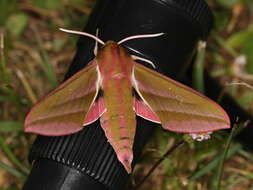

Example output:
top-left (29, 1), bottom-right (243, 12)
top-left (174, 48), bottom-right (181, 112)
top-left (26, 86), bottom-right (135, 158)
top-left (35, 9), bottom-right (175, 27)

top-left (59, 28), bottom-right (105, 45)
top-left (118, 33), bottom-right (164, 44)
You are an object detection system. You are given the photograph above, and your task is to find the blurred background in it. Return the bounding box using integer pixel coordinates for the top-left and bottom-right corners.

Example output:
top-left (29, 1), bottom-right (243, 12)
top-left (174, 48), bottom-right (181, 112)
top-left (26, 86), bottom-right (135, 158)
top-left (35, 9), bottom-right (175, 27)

top-left (0, 0), bottom-right (253, 189)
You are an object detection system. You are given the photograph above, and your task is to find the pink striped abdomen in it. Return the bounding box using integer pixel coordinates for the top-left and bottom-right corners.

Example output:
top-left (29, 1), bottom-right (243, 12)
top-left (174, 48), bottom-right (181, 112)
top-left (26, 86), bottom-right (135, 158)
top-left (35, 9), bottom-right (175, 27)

top-left (97, 41), bottom-right (136, 172)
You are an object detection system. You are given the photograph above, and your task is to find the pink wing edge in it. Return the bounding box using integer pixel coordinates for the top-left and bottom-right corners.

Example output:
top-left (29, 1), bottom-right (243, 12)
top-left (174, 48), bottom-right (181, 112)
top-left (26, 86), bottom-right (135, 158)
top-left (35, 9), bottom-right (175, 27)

top-left (166, 76), bottom-right (231, 131)
top-left (24, 97), bottom-right (106, 136)
top-left (24, 62), bottom-right (105, 136)
top-left (134, 98), bottom-right (161, 124)
top-left (83, 97), bottom-right (106, 126)
top-left (132, 62), bottom-right (230, 133)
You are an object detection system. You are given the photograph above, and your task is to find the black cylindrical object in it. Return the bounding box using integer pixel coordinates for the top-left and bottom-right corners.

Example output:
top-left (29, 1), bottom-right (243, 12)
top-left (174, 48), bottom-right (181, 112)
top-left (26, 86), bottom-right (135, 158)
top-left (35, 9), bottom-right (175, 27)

top-left (22, 0), bottom-right (233, 189)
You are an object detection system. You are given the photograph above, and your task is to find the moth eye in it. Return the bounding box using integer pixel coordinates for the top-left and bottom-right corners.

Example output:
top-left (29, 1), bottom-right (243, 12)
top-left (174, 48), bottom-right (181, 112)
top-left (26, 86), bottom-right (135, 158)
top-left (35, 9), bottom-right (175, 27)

top-left (189, 132), bottom-right (212, 141)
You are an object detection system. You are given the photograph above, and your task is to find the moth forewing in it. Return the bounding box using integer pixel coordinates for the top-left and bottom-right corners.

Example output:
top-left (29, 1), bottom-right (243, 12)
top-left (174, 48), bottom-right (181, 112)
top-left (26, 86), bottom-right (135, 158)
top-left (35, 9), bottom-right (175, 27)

top-left (132, 62), bottom-right (230, 134)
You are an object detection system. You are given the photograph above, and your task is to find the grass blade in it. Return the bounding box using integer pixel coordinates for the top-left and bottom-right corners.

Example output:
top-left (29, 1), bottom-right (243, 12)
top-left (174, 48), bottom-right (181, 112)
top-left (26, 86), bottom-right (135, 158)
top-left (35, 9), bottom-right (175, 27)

top-left (213, 125), bottom-right (237, 190)
top-left (0, 161), bottom-right (26, 179)
top-left (0, 136), bottom-right (30, 175)
top-left (192, 40), bottom-right (206, 93)
top-left (32, 26), bottom-right (58, 87)
top-left (0, 121), bottom-right (23, 132)
top-left (212, 32), bottom-right (238, 58)
top-left (0, 30), bottom-right (11, 83)
top-left (189, 143), bottom-right (242, 180)
top-left (238, 149), bottom-right (253, 162)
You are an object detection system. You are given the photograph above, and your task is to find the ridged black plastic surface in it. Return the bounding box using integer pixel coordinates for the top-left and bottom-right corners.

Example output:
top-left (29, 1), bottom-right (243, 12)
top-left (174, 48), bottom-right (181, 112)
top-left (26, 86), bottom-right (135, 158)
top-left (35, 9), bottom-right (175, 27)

top-left (22, 159), bottom-right (106, 190)
top-left (23, 0), bottom-right (214, 190)
top-left (28, 119), bottom-right (159, 189)
top-left (29, 122), bottom-right (127, 188)
top-left (159, 0), bottom-right (213, 39)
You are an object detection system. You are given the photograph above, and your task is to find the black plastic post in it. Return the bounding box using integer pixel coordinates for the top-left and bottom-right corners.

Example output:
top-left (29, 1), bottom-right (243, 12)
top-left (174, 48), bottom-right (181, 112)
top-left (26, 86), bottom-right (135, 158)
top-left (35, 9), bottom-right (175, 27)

top-left (22, 0), bottom-right (253, 189)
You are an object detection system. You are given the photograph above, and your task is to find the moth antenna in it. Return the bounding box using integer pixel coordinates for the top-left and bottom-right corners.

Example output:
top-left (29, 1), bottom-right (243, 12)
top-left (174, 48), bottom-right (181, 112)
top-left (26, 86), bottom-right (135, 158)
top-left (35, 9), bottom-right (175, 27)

top-left (94, 29), bottom-right (100, 55)
top-left (131, 55), bottom-right (156, 69)
top-left (59, 28), bottom-right (105, 45)
top-left (118, 33), bottom-right (165, 45)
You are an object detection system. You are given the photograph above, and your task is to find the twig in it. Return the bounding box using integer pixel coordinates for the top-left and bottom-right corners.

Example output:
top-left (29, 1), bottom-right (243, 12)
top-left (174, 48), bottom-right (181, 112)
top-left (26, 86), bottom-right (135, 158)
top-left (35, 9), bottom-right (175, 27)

top-left (225, 81), bottom-right (253, 90)
top-left (133, 140), bottom-right (185, 190)
top-left (16, 69), bottom-right (37, 104)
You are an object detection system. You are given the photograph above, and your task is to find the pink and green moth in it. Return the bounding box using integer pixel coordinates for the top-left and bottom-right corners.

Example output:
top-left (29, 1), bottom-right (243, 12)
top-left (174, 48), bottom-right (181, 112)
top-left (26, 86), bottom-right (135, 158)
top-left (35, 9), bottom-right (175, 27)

top-left (24, 28), bottom-right (230, 173)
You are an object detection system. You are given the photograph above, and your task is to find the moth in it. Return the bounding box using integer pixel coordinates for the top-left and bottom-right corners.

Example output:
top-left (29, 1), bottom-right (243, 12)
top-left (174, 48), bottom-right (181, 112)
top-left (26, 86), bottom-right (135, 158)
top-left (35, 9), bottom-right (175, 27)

top-left (24, 28), bottom-right (230, 173)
